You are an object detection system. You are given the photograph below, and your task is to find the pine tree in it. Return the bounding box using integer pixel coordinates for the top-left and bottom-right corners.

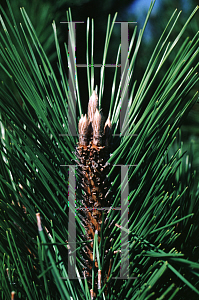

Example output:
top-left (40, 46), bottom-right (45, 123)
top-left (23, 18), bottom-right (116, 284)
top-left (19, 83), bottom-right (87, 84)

top-left (0, 1), bottom-right (199, 299)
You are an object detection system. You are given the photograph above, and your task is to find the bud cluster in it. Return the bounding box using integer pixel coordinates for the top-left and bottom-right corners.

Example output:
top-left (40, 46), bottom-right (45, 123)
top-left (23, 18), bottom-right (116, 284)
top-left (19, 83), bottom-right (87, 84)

top-left (76, 91), bottom-right (112, 297)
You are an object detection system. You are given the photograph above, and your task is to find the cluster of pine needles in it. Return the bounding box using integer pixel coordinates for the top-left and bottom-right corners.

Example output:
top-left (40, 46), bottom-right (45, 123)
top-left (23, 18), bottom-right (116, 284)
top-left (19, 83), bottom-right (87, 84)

top-left (0, 1), bottom-right (199, 299)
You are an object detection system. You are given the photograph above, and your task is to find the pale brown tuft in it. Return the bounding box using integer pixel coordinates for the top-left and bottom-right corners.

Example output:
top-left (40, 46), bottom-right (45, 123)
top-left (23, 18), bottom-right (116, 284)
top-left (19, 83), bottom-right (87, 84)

top-left (78, 114), bottom-right (88, 146)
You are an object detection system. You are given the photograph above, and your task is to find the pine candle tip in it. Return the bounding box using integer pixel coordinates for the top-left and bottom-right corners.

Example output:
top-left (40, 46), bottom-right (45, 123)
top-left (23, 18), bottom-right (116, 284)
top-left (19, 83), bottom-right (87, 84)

top-left (93, 109), bottom-right (102, 145)
top-left (94, 108), bottom-right (101, 119)
top-left (104, 116), bottom-right (112, 145)
top-left (92, 90), bottom-right (97, 97)
top-left (78, 114), bottom-right (88, 146)
top-left (104, 116), bottom-right (111, 130)
top-left (88, 91), bottom-right (98, 123)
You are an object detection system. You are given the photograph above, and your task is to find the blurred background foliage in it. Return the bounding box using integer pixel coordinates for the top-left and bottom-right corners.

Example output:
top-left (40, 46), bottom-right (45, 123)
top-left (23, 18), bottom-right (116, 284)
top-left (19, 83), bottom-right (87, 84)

top-left (0, 0), bottom-right (198, 184)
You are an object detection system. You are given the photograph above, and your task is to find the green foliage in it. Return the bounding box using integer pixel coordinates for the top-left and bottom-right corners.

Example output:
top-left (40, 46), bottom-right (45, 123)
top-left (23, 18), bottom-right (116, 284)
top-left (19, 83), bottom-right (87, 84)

top-left (0, 1), bottom-right (199, 299)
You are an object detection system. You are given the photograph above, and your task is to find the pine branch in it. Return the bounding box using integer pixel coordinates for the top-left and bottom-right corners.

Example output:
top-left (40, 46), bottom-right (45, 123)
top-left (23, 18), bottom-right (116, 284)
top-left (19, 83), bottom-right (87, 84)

top-left (0, 2), bottom-right (199, 299)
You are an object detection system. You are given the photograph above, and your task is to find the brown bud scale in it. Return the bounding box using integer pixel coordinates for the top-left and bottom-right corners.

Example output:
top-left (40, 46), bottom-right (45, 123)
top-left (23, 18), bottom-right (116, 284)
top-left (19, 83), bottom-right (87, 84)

top-left (76, 91), bottom-right (112, 297)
